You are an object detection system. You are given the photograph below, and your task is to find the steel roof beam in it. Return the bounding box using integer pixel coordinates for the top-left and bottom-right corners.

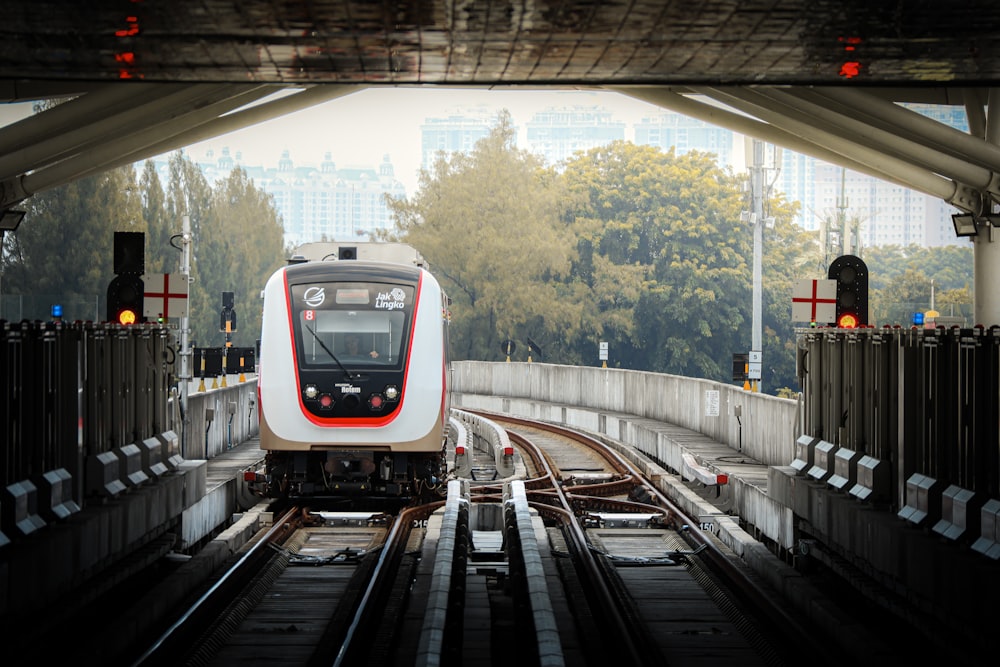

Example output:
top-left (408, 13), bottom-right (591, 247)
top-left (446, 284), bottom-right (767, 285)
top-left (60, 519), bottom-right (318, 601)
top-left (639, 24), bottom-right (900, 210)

top-left (616, 86), bottom-right (979, 213)
top-left (719, 86), bottom-right (1000, 203)
top-left (691, 86), bottom-right (982, 215)
top-left (0, 84), bottom-right (268, 181)
top-left (797, 87), bottom-right (1000, 173)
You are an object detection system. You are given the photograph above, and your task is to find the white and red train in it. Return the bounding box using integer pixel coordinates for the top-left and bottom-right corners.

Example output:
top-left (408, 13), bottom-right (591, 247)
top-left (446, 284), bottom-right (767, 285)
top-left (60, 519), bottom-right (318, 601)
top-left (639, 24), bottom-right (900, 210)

top-left (253, 244), bottom-right (450, 498)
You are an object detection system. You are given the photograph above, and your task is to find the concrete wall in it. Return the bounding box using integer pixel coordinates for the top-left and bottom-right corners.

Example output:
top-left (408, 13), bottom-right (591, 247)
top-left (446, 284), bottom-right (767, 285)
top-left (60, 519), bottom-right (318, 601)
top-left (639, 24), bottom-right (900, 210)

top-left (452, 362), bottom-right (799, 467)
top-left (182, 376), bottom-right (260, 460)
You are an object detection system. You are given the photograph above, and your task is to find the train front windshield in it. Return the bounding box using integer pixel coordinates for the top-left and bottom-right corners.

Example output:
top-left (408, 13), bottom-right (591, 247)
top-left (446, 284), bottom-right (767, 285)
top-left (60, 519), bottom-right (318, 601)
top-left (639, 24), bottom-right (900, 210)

top-left (290, 282), bottom-right (414, 369)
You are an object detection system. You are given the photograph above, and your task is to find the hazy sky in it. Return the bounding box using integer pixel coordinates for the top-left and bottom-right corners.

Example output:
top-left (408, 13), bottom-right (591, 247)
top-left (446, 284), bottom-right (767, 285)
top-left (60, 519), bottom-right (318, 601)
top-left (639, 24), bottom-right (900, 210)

top-left (184, 87), bottom-right (669, 194)
top-left (0, 87), bottom-right (672, 195)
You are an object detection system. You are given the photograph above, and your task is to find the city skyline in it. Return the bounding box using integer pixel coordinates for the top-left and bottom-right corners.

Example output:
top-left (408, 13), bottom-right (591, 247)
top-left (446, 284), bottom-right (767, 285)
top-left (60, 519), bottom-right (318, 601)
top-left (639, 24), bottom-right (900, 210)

top-left (182, 91), bottom-right (967, 250)
top-left (184, 88), bottom-right (669, 196)
top-left (0, 88), bottom-right (970, 249)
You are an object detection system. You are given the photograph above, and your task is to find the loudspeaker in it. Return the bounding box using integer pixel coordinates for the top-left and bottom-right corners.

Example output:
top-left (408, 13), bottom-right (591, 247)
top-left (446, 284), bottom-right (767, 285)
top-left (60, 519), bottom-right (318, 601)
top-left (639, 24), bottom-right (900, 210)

top-left (338, 246), bottom-right (357, 260)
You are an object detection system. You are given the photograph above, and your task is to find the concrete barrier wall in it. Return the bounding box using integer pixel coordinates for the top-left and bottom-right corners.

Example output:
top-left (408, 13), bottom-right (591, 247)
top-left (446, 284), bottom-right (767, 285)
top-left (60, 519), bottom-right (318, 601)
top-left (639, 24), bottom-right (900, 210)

top-left (183, 377), bottom-right (260, 460)
top-left (452, 362), bottom-right (799, 467)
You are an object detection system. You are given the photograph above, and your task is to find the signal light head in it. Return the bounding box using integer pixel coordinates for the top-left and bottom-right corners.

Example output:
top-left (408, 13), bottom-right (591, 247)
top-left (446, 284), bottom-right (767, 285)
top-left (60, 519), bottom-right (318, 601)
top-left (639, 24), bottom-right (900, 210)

top-left (117, 309), bottom-right (138, 325)
top-left (837, 313), bottom-right (858, 329)
top-left (828, 254), bottom-right (869, 328)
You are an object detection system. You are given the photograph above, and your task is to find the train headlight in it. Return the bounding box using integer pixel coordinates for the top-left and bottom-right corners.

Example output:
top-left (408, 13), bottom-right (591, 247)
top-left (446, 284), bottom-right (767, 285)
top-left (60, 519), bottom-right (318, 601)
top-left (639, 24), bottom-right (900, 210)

top-left (304, 385), bottom-right (319, 399)
top-left (384, 385), bottom-right (399, 401)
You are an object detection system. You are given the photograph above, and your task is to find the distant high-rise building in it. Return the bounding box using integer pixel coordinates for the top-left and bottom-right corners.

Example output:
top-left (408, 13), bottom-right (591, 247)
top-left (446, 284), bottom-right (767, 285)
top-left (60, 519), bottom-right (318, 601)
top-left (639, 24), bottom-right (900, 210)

top-left (635, 113), bottom-right (735, 167)
top-left (181, 148), bottom-right (406, 248)
top-left (420, 107), bottom-right (497, 170)
top-left (417, 101), bottom-right (970, 250)
top-left (421, 104), bottom-right (624, 169)
top-left (775, 151), bottom-right (818, 230)
top-left (812, 163), bottom-right (966, 250)
top-left (771, 103), bottom-right (969, 248)
top-left (525, 106), bottom-right (625, 163)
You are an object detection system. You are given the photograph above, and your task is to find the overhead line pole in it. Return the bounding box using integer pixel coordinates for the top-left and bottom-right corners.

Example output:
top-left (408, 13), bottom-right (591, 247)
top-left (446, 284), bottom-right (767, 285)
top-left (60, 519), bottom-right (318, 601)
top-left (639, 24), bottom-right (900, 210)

top-left (179, 214), bottom-right (193, 456)
top-left (749, 139), bottom-right (764, 394)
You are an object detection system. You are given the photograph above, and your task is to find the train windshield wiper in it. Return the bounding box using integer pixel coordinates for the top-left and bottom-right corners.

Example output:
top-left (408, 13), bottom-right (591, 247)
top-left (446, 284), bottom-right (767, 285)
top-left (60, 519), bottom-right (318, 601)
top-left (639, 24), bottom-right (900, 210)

top-left (304, 324), bottom-right (357, 381)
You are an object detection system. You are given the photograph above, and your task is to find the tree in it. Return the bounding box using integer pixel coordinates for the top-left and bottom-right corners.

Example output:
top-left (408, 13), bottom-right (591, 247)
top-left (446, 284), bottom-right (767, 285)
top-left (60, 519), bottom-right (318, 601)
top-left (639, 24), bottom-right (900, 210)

top-left (560, 143), bottom-right (751, 379)
top-left (386, 111), bottom-right (579, 361)
top-left (877, 268), bottom-right (934, 326)
top-left (163, 151), bottom-right (216, 345)
top-left (192, 166), bottom-right (286, 348)
top-left (935, 285), bottom-right (973, 320)
top-left (862, 244), bottom-right (974, 325)
top-left (140, 160), bottom-right (175, 276)
top-left (759, 197), bottom-right (816, 392)
top-left (558, 141), bottom-right (806, 391)
top-left (2, 165), bottom-right (145, 321)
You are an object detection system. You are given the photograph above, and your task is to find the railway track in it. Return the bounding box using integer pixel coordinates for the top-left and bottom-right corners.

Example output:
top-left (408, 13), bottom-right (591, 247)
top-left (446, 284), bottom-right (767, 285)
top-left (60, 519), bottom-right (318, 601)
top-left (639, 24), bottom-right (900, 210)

top-left (116, 411), bottom-right (864, 666)
top-left (130, 503), bottom-right (439, 667)
top-left (464, 412), bottom-right (845, 667)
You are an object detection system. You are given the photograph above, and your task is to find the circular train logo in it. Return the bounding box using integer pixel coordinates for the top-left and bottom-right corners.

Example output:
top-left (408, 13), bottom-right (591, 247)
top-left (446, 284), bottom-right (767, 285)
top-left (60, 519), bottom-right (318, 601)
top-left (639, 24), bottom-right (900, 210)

top-left (303, 286), bottom-right (326, 308)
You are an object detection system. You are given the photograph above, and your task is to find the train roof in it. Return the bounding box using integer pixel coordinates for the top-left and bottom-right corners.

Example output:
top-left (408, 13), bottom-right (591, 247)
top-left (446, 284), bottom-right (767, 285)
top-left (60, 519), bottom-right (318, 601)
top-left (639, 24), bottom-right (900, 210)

top-left (283, 257), bottom-right (426, 284)
top-left (289, 242), bottom-right (426, 268)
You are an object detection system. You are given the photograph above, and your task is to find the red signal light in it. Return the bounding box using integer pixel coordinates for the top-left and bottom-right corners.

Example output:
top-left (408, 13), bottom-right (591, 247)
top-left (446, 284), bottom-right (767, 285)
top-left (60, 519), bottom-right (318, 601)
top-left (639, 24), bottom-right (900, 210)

top-left (837, 313), bottom-right (858, 329)
top-left (117, 309), bottom-right (138, 325)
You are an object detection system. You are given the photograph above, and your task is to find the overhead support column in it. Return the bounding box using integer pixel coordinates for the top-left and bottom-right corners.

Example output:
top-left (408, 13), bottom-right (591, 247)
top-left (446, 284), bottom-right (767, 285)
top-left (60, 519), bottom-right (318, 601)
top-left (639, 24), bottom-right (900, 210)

top-left (977, 89), bottom-right (1000, 326)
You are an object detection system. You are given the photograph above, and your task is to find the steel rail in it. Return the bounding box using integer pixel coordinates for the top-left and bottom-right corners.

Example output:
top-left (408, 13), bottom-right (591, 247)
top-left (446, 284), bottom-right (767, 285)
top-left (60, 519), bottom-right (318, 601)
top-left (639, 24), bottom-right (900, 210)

top-left (332, 502), bottom-right (441, 667)
top-left (503, 415), bottom-right (830, 658)
top-left (511, 428), bottom-right (663, 665)
top-left (131, 505), bottom-right (302, 666)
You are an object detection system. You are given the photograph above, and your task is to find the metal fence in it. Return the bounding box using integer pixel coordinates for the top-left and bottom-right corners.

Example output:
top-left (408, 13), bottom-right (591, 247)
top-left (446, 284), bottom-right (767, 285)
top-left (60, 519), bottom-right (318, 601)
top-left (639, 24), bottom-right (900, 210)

top-left (799, 325), bottom-right (1000, 505)
top-left (1, 320), bottom-right (176, 527)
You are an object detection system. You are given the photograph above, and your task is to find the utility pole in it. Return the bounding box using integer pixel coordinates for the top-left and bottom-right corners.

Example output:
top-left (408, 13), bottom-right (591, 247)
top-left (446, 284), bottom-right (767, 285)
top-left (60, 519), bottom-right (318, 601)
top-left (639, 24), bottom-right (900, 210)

top-left (749, 138), bottom-right (765, 393)
top-left (838, 167), bottom-right (850, 255)
top-left (178, 215), bottom-right (193, 455)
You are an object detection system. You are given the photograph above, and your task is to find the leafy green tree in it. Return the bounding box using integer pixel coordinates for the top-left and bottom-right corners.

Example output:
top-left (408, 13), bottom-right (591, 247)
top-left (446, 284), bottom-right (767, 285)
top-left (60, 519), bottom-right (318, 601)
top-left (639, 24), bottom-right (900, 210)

top-left (935, 285), bottom-right (973, 321)
top-left (863, 243), bottom-right (973, 325)
top-left (140, 159), bottom-right (176, 276)
top-left (163, 151), bottom-right (216, 345)
top-left (560, 143), bottom-right (749, 379)
top-left (386, 111), bottom-right (579, 361)
top-left (559, 142), bottom-right (807, 391)
top-left (2, 165), bottom-right (145, 321)
top-left (759, 200), bottom-right (818, 393)
top-left (876, 268), bottom-right (934, 326)
top-left (192, 166), bottom-right (286, 348)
